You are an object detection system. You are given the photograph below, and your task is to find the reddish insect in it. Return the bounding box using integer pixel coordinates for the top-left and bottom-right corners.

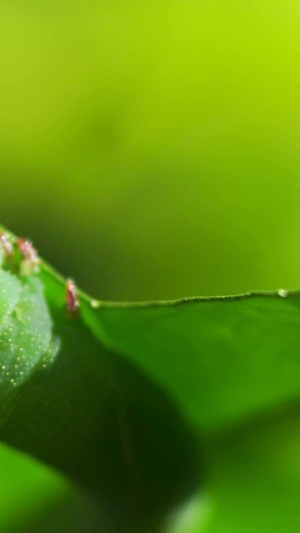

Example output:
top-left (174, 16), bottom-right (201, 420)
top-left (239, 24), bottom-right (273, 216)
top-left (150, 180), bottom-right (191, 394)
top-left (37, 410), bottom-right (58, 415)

top-left (17, 238), bottom-right (39, 264)
top-left (0, 232), bottom-right (13, 257)
top-left (17, 238), bottom-right (40, 275)
top-left (65, 279), bottom-right (80, 315)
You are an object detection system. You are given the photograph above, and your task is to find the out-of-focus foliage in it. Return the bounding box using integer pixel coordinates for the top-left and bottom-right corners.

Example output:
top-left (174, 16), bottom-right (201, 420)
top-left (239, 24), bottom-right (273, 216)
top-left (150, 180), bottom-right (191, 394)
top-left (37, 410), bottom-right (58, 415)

top-left (1, 0), bottom-right (300, 301)
top-left (0, 0), bottom-right (300, 530)
top-left (0, 443), bottom-right (68, 532)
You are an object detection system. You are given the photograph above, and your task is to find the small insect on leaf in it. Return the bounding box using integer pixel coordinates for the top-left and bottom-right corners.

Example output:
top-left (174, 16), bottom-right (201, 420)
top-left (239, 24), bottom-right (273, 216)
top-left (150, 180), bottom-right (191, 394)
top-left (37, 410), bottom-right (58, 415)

top-left (17, 238), bottom-right (40, 275)
top-left (0, 232), bottom-right (13, 258)
top-left (65, 279), bottom-right (80, 316)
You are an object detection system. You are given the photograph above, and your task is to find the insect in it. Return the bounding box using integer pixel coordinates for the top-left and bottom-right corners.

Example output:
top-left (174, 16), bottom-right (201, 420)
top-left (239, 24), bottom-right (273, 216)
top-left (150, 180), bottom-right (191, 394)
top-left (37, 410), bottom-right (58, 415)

top-left (17, 238), bottom-right (40, 275)
top-left (65, 279), bottom-right (80, 316)
top-left (0, 232), bottom-right (13, 258)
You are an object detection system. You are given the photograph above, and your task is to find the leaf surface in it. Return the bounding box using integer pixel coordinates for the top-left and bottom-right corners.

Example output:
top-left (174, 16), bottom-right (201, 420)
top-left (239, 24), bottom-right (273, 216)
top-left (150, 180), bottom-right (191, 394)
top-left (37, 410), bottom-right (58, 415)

top-left (87, 292), bottom-right (300, 432)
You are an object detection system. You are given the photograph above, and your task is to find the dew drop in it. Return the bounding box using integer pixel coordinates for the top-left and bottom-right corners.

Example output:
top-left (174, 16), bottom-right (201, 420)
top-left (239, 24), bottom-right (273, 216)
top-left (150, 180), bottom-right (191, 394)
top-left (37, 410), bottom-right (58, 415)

top-left (278, 289), bottom-right (289, 298)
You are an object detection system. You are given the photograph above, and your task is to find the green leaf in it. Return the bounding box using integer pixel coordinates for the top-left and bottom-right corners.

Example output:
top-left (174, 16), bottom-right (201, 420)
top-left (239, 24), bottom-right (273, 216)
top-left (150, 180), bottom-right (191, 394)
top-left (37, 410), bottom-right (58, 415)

top-left (1, 224), bottom-right (300, 531)
top-left (85, 292), bottom-right (300, 433)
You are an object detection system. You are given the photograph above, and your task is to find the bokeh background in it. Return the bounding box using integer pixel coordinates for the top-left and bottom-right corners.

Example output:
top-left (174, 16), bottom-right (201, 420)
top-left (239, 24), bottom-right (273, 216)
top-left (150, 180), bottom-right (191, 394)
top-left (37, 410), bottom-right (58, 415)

top-left (1, 0), bottom-right (300, 530)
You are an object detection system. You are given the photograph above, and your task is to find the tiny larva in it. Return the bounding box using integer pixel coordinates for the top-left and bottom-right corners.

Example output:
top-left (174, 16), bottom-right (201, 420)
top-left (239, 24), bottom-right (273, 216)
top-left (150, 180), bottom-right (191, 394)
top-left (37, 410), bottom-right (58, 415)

top-left (17, 238), bottom-right (39, 265)
top-left (17, 238), bottom-right (40, 276)
top-left (0, 232), bottom-right (13, 258)
top-left (65, 278), bottom-right (80, 316)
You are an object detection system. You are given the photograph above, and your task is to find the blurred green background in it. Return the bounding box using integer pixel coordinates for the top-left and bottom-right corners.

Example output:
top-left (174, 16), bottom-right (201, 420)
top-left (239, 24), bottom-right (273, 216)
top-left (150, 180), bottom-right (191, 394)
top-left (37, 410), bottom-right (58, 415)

top-left (1, 0), bottom-right (300, 530)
